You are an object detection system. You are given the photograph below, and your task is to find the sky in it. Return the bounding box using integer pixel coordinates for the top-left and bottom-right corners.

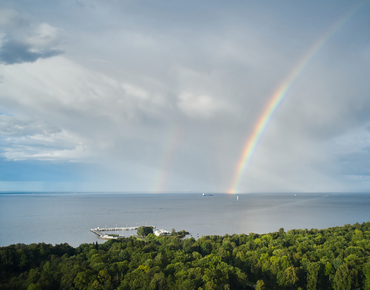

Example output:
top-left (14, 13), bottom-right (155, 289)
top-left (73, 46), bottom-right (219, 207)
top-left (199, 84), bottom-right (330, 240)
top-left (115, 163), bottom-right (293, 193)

top-left (1, 0), bottom-right (370, 193)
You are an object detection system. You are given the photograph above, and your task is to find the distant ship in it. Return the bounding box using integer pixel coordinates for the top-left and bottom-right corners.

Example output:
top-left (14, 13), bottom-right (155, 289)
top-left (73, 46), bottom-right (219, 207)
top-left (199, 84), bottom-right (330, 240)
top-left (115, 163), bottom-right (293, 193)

top-left (202, 193), bottom-right (213, 196)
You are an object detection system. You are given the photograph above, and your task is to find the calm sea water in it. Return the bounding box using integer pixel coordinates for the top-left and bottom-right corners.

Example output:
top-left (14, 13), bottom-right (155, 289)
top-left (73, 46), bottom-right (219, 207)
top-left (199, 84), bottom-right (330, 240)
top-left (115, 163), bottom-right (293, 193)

top-left (1, 192), bottom-right (370, 248)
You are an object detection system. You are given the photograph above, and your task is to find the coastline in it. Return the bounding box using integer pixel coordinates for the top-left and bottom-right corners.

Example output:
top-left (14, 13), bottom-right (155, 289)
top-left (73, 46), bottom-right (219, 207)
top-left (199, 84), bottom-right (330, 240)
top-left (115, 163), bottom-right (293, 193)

top-left (2, 192), bottom-right (370, 248)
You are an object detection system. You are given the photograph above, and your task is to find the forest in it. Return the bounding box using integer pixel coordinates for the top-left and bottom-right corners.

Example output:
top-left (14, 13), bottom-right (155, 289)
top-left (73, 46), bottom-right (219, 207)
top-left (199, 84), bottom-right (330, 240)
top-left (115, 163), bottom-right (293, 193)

top-left (1, 222), bottom-right (370, 290)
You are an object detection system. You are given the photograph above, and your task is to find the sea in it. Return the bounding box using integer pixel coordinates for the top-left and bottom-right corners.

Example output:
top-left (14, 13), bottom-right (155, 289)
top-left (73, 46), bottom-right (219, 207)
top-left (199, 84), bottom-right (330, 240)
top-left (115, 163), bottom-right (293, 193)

top-left (1, 192), bottom-right (370, 248)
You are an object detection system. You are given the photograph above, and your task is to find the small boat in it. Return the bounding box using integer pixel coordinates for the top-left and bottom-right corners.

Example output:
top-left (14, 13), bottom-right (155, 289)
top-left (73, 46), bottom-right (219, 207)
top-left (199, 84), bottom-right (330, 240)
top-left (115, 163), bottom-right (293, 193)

top-left (202, 193), bottom-right (213, 196)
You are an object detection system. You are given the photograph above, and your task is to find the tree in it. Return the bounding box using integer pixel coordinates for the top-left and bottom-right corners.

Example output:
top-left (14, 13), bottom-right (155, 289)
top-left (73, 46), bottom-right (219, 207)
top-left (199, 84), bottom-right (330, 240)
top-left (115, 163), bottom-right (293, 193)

top-left (137, 226), bottom-right (153, 237)
top-left (27, 283), bottom-right (42, 290)
top-left (137, 226), bottom-right (145, 237)
top-left (363, 263), bottom-right (370, 290)
top-left (278, 266), bottom-right (298, 289)
top-left (149, 272), bottom-right (167, 290)
top-left (333, 264), bottom-right (351, 290)
top-left (74, 270), bottom-right (94, 290)
top-left (306, 262), bottom-right (320, 290)
top-left (256, 280), bottom-right (265, 290)
top-left (279, 228), bottom-right (285, 237)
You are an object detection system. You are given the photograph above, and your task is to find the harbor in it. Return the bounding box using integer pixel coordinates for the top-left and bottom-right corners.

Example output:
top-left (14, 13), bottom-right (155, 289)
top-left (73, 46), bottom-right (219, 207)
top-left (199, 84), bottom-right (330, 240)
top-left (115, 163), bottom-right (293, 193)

top-left (91, 225), bottom-right (156, 232)
top-left (90, 225), bottom-right (170, 240)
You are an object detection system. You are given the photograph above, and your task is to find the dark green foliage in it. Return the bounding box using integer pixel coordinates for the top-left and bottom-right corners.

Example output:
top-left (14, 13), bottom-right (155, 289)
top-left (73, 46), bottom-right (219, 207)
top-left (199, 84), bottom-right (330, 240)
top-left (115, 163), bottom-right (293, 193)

top-left (2, 222), bottom-right (370, 289)
top-left (171, 229), bottom-right (190, 238)
top-left (137, 226), bottom-right (154, 237)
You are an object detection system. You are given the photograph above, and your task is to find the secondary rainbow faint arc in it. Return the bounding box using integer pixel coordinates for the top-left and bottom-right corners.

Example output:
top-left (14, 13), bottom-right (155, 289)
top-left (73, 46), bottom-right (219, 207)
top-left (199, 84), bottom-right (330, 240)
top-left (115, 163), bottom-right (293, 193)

top-left (153, 124), bottom-right (183, 193)
top-left (227, 3), bottom-right (364, 194)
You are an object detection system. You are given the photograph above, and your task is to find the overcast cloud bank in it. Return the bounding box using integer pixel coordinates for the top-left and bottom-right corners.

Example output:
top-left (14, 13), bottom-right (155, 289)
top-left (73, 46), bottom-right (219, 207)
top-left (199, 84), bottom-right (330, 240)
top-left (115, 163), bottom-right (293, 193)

top-left (0, 0), bottom-right (370, 192)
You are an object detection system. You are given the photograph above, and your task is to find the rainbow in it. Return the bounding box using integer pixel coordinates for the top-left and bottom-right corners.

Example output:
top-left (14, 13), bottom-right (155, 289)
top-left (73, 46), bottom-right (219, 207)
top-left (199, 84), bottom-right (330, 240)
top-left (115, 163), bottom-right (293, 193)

top-left (228, 3), bottom-right (364, 194)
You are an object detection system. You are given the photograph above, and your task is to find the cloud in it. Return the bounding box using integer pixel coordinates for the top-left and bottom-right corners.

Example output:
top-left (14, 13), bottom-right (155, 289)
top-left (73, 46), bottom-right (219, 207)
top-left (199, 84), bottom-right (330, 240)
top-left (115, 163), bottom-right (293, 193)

top-left (177, 93), bottom-right (222, 118)
top-left (0, 1), bottom-right (370, 191)
top-left (3, 143), bottom-right (87, 161)
top-left (0, 8), bottom-right (25, 30)
top-left (0, 116), bottom-right (60, 137)
top-left (0, 38), bottom-right (62, 65)
top-left (0, 116), bottom-right (87, 162)
top-left (0, 9), bottom-right (63, 64)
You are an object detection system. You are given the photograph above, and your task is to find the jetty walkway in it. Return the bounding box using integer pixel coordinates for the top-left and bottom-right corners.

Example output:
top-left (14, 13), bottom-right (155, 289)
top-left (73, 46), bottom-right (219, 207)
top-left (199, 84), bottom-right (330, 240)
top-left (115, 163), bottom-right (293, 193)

top-left (91, 225), bottom-right (156, 232)
top-left (90, 225), bottom-right (156, 240)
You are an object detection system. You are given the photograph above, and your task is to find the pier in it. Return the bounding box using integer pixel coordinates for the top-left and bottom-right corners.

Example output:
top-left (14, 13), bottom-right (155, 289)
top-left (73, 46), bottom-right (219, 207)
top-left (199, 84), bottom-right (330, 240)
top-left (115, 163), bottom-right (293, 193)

top-left (90, 225), bottom-right (156, 240)
top-left (90, 229), bottom-right (115, 240)
top-left (91, 225), bottom-right (156, 232)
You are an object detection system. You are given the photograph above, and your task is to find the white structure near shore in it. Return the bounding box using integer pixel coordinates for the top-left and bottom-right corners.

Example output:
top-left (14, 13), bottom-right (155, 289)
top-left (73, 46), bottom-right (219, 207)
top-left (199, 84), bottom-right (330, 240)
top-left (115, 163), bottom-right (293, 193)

top-left (100, 234), bottom-right (118, 239)
top-left (91, 225), bottom-right (170, 239)
top-left (154, 229), bottom-right (170, 236)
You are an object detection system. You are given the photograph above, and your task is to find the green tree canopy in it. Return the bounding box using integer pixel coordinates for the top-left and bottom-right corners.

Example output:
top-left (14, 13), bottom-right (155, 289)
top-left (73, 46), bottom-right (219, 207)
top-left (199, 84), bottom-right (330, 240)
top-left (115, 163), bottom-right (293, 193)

top-left (137, 226), bottom-right (154, 237)
top-left (2, 222), bottom-right (370, 289)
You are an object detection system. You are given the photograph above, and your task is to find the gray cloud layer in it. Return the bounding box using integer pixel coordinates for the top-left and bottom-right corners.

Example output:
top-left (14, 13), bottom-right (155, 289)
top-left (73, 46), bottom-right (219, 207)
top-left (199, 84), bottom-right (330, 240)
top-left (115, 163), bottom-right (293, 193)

top-left (0, 9), bottom-right (64, 64)
top-left (0, 37), bottom-right (63, 64)
top-left (0, 1), bottom-right (370, 192)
